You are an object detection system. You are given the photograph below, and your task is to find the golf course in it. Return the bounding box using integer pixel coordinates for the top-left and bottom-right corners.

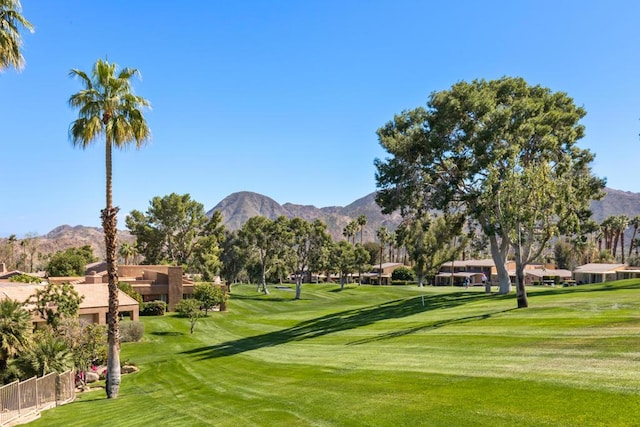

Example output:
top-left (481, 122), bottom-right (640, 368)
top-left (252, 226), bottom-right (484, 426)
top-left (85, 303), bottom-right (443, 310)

top-left (31, 281), bottom-right (640, 426)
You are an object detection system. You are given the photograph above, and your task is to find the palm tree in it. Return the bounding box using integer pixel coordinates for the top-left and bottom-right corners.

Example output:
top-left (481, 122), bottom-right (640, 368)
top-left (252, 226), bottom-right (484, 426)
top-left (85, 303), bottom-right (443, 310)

top-left (6, 234), bottom-right (16, 269)
top-left (119, 242), bottom-right (134, 265)
top-left (628, 216), bottom-right (640, 258)
top-left (0, 0), bottom-right (33, 72)
top-left (617, 215), bottom-right (629, 263)
top-left (0, 298), bottom-right (31, 372)
top-left (69, 58), bottom-right (151, 399)
top-left (18, 328), bottom-right (73, 377)
top-left (356, 215), bottom-right (367, 245)
top-left (376, 226), bottom-right (389, 285)
top-left (342, 221), bottom-right (356, 244)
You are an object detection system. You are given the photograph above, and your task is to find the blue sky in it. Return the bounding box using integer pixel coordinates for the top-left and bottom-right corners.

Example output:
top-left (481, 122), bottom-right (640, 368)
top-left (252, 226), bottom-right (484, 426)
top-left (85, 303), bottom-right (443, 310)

top-left (1, 0), bottom-right (639, 237)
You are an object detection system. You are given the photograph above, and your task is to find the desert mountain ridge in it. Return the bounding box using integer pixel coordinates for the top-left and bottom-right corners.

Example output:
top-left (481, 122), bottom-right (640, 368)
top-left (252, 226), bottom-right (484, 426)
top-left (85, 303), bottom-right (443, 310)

top-left (2, 187), bottom-right (640, 265)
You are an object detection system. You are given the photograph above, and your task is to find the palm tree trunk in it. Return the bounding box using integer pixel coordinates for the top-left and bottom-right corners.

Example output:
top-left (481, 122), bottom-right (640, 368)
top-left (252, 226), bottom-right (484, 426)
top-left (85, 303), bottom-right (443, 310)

top-left (104, 138), bottom-right (121, 399)
top-left (628, 225), bottom-right (638, 258)
top-left (103, 206), bottom-right (121, 398)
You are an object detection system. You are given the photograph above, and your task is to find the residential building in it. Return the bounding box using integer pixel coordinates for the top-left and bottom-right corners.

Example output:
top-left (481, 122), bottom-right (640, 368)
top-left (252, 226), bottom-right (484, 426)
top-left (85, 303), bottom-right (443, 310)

top-left (573, 263), bottom-right (629, 284)
top-left (360, 262), bottom-right (406, 285)
top-left (80, 263), bottom-right (195, 311)
top-left (0, 282), bottom-right (139, 326)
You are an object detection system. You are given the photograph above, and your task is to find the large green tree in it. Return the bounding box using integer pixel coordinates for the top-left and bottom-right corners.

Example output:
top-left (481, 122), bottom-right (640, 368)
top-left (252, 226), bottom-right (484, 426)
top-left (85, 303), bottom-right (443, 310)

top-left (220, 230), bottom-right (246, 290)
top-left (46, 245), bottom-right (97, 277)
top-left (406, 215), bottom-right (465, 287)
top-left (0, 0), bottom-right (32, 72)
top-left (287, 218), bottom-right (332, 299)
top-left (31, 282), bottom-right (84, 331)
top-left (375, 77), bottom-right (604, 308)
top-left (330, 240), bottom-right (356, 289)
top-left (238, 216), bottom-right (290, 295)
top-left (69, 58), bottom-right (151, 398)
top-left (126, 193), bottom-right (225, 278)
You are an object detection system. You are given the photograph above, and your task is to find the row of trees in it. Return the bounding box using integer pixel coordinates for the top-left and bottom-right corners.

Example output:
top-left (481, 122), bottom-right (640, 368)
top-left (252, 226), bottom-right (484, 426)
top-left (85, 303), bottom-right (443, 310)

top-left (0, 233), bottom-right (40, 272)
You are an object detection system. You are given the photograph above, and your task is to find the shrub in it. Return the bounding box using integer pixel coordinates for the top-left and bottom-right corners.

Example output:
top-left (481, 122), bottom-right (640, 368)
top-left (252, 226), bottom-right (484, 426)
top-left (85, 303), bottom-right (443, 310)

top-left (391, 267), bottom-right (415, 281)
top-left (175, 298), bottom-right (203, 318)
top-left (193, 283), bottom-right (228, 314)
top-left (140, 300), bottom-right (166, 316)
top-left (118, 282), bottom-right (143, 305)
top-left (121, 321), bottom-right (145, 342)
top-left (9, 273), bottom-right (40, 283)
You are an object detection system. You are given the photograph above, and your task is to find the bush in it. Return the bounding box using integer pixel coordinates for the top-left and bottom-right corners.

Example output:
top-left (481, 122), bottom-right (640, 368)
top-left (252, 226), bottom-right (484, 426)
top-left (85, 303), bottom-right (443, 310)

top-left (391, 267), bottom-right (415, 281)
top-left (121, 321), bottom-right (145, 342)
top-left (118, 282), bottom-right (143, 305)
top-left (140, 300), bottom-right (166, 316)
top-left (175, 299), bottom-right (203, 318)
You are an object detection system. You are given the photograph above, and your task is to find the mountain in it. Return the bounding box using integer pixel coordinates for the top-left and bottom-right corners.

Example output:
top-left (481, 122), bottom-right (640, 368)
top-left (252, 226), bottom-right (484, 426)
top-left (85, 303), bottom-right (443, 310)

top-left (207, 191), bottom-right (398, 241)
top-left (590, 188), bottom-right (640, 223)
top-left (208, 187), bottom-right (640, 242)
top-left (0, 225), bottom-right (134, 270)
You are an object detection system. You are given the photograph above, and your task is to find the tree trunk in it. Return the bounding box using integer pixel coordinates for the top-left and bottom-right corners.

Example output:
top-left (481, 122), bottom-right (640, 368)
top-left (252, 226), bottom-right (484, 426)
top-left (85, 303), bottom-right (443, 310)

top-left (103, 206), bottom-right (121, 399)
top-left (628, 226), bottom-right (638, 258)
top-left (488, 233), bottom-right (511, 294)
top-left (295, 274), bottom-right (302, 300)
top-left (261, 267), bottom-right (269, 295)
top-left (416, 271), bottom-right (424, 287)
top-left (515, 266), bottom-right (528, 308)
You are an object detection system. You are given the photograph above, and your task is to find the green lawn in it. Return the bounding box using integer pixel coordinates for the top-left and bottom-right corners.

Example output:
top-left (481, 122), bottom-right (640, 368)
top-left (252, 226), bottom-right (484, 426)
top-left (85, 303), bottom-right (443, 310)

top-left (31, 281), bottom-right (640, 426)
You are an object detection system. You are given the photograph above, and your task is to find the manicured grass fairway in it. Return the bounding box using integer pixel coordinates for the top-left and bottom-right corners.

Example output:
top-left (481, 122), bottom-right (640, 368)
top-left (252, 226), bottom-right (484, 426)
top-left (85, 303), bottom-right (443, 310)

top-left (31, 281), bottom-right (640, 426)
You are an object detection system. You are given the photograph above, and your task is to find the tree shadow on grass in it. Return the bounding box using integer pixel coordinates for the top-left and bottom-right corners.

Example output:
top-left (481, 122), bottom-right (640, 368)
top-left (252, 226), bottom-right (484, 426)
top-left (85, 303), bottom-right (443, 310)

top-left (151, 331), bottom-right (185, 336)
top-left (528, 280), bottom-right (640, 298)
top-left (347, 308), bottom-right (516, 345)
top-left (231, 294), bottom-right (292, 303)
top-left (182, 291), bottom-right (490, 360)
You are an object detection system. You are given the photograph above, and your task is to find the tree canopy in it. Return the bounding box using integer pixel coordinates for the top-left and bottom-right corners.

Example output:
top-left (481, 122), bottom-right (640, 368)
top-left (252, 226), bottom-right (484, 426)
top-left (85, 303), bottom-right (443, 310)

top-left (126, 193), bottom-right (225, 277)
top-left (46, 245), bottom-right (97, 277)
top-left (375, 77), bottom-right (605, 308)
top-left (0, 0), bottom-right (33, 72)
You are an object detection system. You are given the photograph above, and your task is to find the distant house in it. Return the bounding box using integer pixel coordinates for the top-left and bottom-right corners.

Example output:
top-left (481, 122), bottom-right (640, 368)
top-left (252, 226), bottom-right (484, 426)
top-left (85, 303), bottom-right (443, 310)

top-left (76, 263), bottom-right (195, 312)
top-left (360, 263), bottom-right (406, 285)
top-left (573, 263), bottom-right (630, 284)
top-left (436, 259), bottom-right (500, 286)
top-left (512, 266), bottom-right (573, 286)
top-left (436, 259), bottom-right (572, 286)
top-left (0, 282), bottom-right (139, 326)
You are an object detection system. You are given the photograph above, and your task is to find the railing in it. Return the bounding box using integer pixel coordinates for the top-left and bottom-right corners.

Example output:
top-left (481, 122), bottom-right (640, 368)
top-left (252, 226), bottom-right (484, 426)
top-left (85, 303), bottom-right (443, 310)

top-left (0, 370), bottom-right (75, 426)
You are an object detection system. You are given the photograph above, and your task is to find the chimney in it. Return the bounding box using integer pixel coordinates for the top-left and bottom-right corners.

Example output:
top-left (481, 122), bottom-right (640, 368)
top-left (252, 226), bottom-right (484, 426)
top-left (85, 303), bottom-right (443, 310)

top-left (0, 262), bottom-right (6, 273)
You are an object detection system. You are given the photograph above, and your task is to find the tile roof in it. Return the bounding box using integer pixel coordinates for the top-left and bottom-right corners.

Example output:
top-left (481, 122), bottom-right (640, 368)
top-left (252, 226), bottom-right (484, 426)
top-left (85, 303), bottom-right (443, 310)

top-left (573, 263), bottom-right (627, 274)
top-left (0, 283), bottom-right (139, 310)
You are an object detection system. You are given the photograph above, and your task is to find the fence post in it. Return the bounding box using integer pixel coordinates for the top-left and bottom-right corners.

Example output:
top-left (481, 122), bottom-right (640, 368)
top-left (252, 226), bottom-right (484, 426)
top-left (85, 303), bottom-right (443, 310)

top-left (35, 376), bottom-right (39, 410)
top-left (17, 380), bottom-right (21, 416)
top-left (55, 374), bottom-right (61, 406)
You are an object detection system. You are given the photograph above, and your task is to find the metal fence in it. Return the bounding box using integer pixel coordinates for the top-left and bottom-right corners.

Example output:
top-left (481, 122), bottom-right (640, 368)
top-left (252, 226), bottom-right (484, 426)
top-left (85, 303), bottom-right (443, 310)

top-left (0, 370), bottom-right (75, 426)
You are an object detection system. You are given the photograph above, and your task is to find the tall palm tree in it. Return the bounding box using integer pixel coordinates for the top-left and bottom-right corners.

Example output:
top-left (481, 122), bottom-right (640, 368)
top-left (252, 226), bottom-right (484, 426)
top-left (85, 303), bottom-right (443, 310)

top-left (628, 216), bottom-right (640, 258)
top-left (342, 221), bottom-right (356, 244)
top-left (356, 215), bottom-right (367, 245)
top-left (68, 58), bottom-right (151, 399)
top-left (376, 226), bottom-right (389, 285)
top-left (0, 0), bottom-right (33, 71)
top-left (617, 215), bottom-right (629, 263)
